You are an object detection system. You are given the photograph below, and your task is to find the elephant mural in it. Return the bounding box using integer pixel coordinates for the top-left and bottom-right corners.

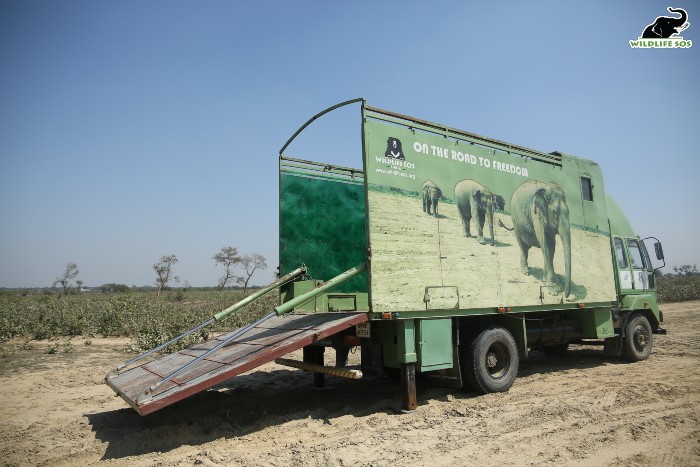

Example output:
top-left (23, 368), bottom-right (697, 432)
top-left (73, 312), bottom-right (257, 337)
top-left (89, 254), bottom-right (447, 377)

top-left (455, 179), bottom-right (494, 245)
top-left (492, 194), bottom-right (506, 212)
top-left (642, 7), bottom-right (689, 38)
top-left (421, 179), bottom-right (442, 217)
top-left (507, 180), bottom-right (571, 297)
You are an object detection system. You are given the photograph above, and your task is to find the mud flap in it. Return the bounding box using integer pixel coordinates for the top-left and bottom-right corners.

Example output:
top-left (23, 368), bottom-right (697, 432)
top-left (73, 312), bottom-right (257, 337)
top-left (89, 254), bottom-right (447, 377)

top-left (603, 336), bottom-right (622, 357)
top-left (422, 344), bottom-right (463, 388)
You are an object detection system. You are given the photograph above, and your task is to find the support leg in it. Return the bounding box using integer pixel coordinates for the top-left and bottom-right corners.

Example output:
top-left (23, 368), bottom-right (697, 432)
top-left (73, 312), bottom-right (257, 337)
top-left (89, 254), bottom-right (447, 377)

top-left (335, 346), bottom-right (350, 368)
top-left (400, 362), bottom-right (417, 411)
top-left (303, 346), bottom-right (325, 388)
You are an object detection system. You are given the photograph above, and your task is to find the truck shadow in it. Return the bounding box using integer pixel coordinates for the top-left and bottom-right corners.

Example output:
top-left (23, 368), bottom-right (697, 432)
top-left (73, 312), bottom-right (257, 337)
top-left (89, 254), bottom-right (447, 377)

top-left (87, 348), bottom-right (620, 460)
top-left (87, 368), bottom-right (403, 460)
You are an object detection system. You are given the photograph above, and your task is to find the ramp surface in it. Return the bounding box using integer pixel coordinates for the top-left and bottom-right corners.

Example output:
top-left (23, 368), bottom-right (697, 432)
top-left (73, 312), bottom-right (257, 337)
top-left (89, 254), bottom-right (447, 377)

top-left (106, 312), bottom-right (368, 415)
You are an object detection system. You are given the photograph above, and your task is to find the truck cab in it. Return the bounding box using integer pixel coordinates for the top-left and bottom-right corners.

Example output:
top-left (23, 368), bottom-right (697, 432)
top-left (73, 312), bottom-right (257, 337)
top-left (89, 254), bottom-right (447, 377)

top-left (604, 195), bottom-right (666, 360)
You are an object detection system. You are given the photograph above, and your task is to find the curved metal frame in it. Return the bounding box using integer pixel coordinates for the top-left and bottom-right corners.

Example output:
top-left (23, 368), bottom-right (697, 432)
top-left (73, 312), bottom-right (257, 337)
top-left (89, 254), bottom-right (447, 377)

top-left (279, 97), bottom-right (365, 156)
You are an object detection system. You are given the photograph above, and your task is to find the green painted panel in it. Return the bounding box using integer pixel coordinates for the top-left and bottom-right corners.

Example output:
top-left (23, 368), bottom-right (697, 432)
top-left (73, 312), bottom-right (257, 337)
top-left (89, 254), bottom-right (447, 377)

top-left (573, 308), bottom-right (615, 338)
top-left (363, 118), bottom-right (617, 313)
top-left (418, 318), bottom-right (453, 371)
top-left (279, 170), bottom-right (367, 293)
top-left (381, 320), bottom-right (417, 366)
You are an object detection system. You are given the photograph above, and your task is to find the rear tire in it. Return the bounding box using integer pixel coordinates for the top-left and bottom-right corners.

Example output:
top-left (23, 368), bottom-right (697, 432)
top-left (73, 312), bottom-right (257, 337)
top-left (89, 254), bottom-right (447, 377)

top-left (461, 326), bottom-right (519, 394)
top-left (622, 313), bottom-right (652, 362)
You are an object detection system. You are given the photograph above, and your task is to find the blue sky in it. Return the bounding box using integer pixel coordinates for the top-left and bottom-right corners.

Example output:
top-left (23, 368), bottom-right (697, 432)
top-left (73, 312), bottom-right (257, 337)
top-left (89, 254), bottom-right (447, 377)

top-left (1, 1), bottom-right (698, 288)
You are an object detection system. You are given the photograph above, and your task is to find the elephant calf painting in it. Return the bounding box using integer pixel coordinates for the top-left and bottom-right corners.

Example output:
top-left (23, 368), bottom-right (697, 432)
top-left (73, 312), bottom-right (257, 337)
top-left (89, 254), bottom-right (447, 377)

top-left (455, 179), bottom-right (494, 245)
top-left (509, 180), bottom-right (571, 297)
top-left (421, 179), bottom-right (442, 217)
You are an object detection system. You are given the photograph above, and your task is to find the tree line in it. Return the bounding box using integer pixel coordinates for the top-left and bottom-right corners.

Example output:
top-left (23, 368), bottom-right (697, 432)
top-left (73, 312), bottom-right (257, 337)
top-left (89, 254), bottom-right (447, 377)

top-left (52, 247), bottom-right (268, 296)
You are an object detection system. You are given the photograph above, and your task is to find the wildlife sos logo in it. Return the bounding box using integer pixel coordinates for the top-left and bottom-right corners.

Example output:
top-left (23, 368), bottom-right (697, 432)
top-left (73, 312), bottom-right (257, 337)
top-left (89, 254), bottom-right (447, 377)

top-left (384, 137), bottom-right (406, 160)
top-left (630, 7), bottom-right (692, 48)
top-left (374, 136), bottom-right (416, 180)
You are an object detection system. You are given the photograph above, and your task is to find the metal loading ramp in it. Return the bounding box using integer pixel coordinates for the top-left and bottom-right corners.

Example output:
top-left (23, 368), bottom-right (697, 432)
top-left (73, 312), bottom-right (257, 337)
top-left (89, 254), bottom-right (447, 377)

top-left (106, 312), bottom-right (368, 416)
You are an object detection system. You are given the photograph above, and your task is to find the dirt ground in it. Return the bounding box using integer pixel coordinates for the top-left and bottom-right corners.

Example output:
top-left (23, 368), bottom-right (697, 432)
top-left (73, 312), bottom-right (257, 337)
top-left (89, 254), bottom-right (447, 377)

top-left (1, 302), bottom-right (699, 466)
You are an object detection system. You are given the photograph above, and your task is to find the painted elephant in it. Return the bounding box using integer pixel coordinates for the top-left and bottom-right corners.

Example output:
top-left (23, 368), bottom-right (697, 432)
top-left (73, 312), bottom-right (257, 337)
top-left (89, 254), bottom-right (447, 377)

top-left (454, 179), bottom-right (494, 245)
top-left (510, 180), bottom-right (571, 297)
top-left (642, 7), bottom-right (689, 38)
top-left (421, 179), bottom-right (442, 217)
top-left (492, 194), bottom-right (506, 212)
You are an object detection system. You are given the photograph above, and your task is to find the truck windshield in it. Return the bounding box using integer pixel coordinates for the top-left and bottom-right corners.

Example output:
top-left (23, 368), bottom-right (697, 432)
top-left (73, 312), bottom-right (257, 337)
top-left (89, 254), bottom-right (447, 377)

top-left (626, 239), bottom-right (646, 269)
top-left (639, 240), bottom-right (654, 272)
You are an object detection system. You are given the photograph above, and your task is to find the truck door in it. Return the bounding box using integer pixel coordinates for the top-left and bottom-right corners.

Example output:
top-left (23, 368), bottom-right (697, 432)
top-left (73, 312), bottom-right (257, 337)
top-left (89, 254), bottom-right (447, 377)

top-left (614, 236), bottom-right (651, 291)
top-left (626, 238), bottom-right (651, 290)
top-left (614, 237), bottom-right (633, 290)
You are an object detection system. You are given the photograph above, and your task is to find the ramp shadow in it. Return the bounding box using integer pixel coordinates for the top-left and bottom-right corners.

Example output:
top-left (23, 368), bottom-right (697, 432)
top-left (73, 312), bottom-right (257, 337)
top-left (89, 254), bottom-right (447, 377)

top-left (88, 368), bottom-right (403, 460)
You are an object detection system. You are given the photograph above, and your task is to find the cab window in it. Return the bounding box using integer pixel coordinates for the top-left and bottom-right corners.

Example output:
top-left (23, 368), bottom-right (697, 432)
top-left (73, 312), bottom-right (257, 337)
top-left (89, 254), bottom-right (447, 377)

top-left (626, 239), bottom-right (646, 269)
top-left (614, 238), bottom-right (628, 269)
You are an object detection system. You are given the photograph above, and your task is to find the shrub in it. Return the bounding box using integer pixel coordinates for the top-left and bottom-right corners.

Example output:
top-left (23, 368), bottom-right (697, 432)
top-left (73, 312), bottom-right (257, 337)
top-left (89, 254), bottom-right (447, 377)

top-left (0, 289), bottom-right (278, 352)
top-left (657, 275), bottom-right (700, 303)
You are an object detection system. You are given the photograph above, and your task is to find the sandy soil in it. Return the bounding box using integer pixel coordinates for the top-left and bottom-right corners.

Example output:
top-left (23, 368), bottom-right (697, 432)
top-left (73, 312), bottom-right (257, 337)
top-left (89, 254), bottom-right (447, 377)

top-left (1, 301), bottom-right (699, 466)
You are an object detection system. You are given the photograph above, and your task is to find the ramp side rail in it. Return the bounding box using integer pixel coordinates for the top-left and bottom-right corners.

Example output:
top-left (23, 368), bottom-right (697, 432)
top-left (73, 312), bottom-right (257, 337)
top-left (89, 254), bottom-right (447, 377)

top-left (113, 265), bottom-right (308, 373)
top-left (136, 262), bottom-right (367, 402)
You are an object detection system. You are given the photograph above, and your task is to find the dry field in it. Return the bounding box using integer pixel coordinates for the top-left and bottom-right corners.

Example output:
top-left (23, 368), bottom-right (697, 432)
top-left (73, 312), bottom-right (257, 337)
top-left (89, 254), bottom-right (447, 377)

top-left (1, 301), bottom-right (699, 466)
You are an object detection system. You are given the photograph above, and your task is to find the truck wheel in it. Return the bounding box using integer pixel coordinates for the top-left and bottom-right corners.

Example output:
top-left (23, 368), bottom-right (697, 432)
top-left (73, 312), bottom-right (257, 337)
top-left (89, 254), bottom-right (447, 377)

top-left (461, 326), bottom-right (519, 394)
top-left (622, 313), bottom-right (653, 362)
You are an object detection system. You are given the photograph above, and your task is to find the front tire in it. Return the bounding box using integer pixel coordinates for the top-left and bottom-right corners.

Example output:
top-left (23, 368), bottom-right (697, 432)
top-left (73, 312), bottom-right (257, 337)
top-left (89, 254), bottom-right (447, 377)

top-left (622, 313), bottom-right (653, 362)
top-left (461, 326), bottom-right (519, 394)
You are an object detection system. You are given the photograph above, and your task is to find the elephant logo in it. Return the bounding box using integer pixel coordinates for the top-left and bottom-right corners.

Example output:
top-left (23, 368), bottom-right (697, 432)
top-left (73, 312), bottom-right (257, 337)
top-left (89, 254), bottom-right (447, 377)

top-left (421, 179), bottom-right (442, 217)
top-left (642, 7), bottom-right (689, 38)
top-left (455, 179), bottom-right (495, 246)
top-left (499, 180), bottom-right (571, 298)
top-left (384, 137), bottom-right (406, 160)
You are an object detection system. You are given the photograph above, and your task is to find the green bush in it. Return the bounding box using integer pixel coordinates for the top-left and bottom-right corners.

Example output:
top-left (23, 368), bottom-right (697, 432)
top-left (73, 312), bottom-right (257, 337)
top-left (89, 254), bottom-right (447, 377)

top-left (657, 275), bottom-right (700, 303)
top-left (0, 289), bottom-right (277, 351)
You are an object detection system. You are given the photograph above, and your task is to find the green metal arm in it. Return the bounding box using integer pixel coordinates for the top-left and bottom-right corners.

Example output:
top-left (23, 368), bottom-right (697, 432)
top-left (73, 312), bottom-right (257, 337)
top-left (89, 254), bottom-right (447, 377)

top-left (214, 265), bottom-right (307, 321)
top-left (274, 262), bottom-right (367, 316)
top-left (113, 265), bottom-right (307, 373)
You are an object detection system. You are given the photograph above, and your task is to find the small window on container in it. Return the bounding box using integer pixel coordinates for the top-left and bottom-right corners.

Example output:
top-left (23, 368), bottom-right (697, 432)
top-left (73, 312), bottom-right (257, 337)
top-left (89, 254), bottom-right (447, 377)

top-left (581, 177), bottom-right (593, 201)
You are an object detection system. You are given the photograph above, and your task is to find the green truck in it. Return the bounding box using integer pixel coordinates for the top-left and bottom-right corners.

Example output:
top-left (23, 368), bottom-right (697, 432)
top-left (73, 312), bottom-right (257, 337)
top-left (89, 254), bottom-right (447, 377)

top-left (107, 99), bottom-right (666, 415)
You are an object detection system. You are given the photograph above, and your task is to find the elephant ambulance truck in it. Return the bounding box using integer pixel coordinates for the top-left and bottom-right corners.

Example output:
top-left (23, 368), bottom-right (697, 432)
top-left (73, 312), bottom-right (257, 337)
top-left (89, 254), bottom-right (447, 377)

top-left (107, 99), bottom-right (666, 415)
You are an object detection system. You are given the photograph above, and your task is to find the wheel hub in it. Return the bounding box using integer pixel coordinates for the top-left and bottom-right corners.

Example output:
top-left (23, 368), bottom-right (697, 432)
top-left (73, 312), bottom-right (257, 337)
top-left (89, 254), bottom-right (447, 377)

top-left (485, 343), bottom-right (509, 379)
top-left (487, 352), bottom-right (498, 368)
top-left (633, 325), bottom-right (649, 351)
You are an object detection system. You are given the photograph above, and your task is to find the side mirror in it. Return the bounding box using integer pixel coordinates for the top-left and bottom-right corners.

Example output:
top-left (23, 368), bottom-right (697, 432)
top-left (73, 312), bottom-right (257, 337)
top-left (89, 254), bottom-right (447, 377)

top-left (654, 242), bottom-right (664, 261)
top-left (643, 237), bottom-right (665, 271)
